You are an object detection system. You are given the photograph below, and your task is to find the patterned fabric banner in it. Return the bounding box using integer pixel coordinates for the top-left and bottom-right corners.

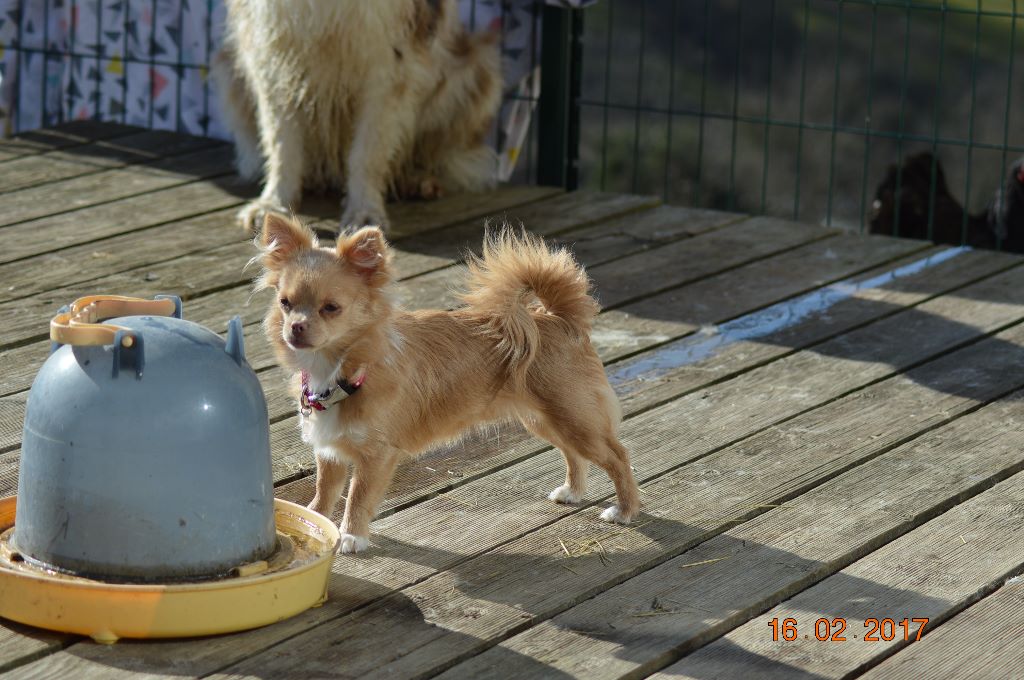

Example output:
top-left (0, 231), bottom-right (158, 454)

top-left (0, 0), bottom-right (594, 170)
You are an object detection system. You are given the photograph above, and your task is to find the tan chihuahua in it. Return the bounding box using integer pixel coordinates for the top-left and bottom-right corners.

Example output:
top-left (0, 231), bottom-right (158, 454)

top-left (257, 213), bottom-right (640, 553)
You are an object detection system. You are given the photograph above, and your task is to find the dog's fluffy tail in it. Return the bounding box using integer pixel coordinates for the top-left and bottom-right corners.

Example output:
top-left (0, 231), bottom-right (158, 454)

top-left (461, 228), bottom-right (599, 381)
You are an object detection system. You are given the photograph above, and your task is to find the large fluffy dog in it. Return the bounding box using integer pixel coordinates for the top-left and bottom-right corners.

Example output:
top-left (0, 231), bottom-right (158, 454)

top-left (213, 1), bottom-right (502, 232)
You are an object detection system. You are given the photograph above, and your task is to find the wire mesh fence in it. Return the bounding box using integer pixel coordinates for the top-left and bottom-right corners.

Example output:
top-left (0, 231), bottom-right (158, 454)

top-left (571, 0), bottom-right (1024, 247)
top-left (3, 1), bottom-right (1023, 248)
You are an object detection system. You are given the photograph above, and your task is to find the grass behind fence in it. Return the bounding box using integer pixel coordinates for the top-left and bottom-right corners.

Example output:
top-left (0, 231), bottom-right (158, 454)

top-left (578, 0), bottom-right (1024, 237)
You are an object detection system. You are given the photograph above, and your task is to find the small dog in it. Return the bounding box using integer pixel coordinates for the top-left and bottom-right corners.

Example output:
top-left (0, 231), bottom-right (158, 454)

top-left (213, 1), bottom-right (502, 233)
top-left (256, 213), bottom-right (641, 553)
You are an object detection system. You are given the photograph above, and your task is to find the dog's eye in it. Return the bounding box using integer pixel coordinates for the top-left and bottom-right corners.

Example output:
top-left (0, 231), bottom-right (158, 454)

top-left (321, 302), bottom-right (340, 314)
top-left (280, 298), bottom-right (291, 310)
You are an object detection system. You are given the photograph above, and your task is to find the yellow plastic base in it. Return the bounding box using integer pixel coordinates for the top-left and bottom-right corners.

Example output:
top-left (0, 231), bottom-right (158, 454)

top-left (0, 496), bottom-right (339, 643)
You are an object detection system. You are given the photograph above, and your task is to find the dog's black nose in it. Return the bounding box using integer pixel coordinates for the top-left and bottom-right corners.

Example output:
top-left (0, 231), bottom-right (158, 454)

top-left (291, 321), bottom-right (307, 336)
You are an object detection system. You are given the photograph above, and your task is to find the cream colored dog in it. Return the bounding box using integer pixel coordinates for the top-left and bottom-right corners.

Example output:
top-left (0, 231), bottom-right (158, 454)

top-left (213, 1), bottom-right (502, 233)
top-left (257, 213), bottom-right (642, 553)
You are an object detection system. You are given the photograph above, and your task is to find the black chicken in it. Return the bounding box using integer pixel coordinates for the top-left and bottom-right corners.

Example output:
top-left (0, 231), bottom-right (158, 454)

top-left (987, 156), bottom-right (1024, 253)
top-left (869, 151), bottom-right (994, 249)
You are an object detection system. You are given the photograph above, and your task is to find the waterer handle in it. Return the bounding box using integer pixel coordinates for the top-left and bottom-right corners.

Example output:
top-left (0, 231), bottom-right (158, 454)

top-left (225, 316), bottom-right (246, 366)
top-left (50, 295), bottom-right (179, 348)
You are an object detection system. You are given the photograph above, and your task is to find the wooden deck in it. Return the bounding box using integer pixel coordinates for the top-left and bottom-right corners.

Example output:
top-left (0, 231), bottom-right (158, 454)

top-left (1, 122), bottom-right (1023, 679)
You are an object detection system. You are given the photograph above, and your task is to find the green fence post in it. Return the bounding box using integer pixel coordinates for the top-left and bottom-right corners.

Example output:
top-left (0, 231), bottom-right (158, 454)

top-left (537, 5), bottom-right (582, 190)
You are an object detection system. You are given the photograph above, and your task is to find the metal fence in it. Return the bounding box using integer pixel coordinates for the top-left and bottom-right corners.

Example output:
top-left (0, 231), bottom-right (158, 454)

top-left (4, 1), bottom-right (1024, 246)
top-left (542, 0), bottom-right (1024, 246)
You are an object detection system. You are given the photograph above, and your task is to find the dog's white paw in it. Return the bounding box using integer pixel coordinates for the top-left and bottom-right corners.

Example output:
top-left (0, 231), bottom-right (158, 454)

top-left (600, 505), bottom-right (631, 524)
top-left (548, 485), bottom-right (583, 504)
top-left (338, 532), bottom-right (370, 554)
top-left (237, 200), bottom-right (284, 234)
top-left (340, 203), bottom-right (390, 234)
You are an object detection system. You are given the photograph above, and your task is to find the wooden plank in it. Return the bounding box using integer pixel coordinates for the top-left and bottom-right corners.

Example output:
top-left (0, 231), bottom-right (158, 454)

top-left (383, 192), bottom-right (672, 278)
top-left (0, 144), bottom-right (234, 229)
top-left (294, 185), bottom-right (565, 236)
top-left (0, 195), bottom-right (704, 352)
top-left (0, 129), bottom-right (220, 194)
top-left (446, 394), bottom-right (1024, 679)
top-left (351, 189), bottom-right (658, 241)
top-left (19, 266), bottom-right (1024, 678)
top-left (592, 239), bottom-right (984, 364)
top-left (380, 185), bottom-right (564, 238)
top-left (0, 623), bottom-right (68, 675)
top-left (0, 202), bottom-right (248, 306)
top-left (194, 319), bottom-right (1024, 680)
top-left (0, 176), bottom-right (253, 266)
top-left (0, 393), bottom-right (25, 455)
top-left (0, 121), bottom-right (141, 161)
top-left (589, 216), bottom-right (827, 310)
top-left (608, 247), bottom-right (1023, 412)
top-left (551, 204), bottom-right (743, 266)
top-left (658, 471), bottom-right (1024, 680)
top-left (859, 579), bottom-right (1024, 680)
top-left (0, 187), bottom-right (557, 341)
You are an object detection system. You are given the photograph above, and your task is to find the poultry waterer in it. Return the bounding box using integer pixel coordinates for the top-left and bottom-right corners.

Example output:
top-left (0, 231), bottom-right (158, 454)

top-left (0, 295), bottom-right (339, 643)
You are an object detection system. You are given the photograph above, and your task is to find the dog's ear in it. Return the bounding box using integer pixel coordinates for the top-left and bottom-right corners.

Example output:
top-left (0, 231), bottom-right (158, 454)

top-left (260, 212), bottom-right (315, 270)
top-left (338, 226), bottom-right (391, 286)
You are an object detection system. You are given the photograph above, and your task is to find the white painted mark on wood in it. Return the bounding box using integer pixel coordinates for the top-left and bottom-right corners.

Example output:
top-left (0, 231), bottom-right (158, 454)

top-left (609, 247), bottom-right (970, 385)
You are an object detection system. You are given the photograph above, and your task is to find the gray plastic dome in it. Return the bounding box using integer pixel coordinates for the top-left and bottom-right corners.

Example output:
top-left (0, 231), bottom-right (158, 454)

top-left (13, 295), bottom-right (277, 582)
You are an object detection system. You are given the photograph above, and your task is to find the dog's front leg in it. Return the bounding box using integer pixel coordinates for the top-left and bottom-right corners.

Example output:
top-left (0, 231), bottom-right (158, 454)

top-left (337, 448), bottom-right (401, 553)
top-left (308, 449), bottom-right (350, 519)
top-left (238, 96), bottom-right (305, 232)
top-left (341, 86), bottom-right (417, 233)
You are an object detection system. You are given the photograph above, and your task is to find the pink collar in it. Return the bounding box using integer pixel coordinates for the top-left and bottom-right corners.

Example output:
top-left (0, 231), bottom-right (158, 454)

top-left (300, 369), bottom-right (365, 415)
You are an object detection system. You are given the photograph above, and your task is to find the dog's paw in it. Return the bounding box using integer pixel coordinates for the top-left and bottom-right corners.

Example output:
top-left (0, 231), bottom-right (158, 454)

top-left (238, 201), bottom-right (284, 234)
top-left (338, 532), bottom-right (370, 554)
top-left (599, 505), bottom-right (632, 524)
top-left (396, 175), bottom-right (444, 201)
top-left (548, 485), bottom-right (583, 504)
top-left (340, 204), bottom-right (390, 234)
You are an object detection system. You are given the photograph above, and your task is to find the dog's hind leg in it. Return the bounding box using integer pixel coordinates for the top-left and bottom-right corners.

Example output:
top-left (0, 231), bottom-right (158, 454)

top-left (592, 436), bottom-right (641, 524)
top-left (522, 418), bottom-right (590, 505)
top-left (527, 384), bottom-right (641, 523)
top-left (414, 33), bottom-right (502, 194)
top-left (210, 46), bottom-right (263, 182)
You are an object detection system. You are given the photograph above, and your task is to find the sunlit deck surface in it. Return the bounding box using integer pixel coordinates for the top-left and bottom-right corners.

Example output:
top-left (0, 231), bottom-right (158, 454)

top-left (2, 122), bottom-right (1023, 679)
